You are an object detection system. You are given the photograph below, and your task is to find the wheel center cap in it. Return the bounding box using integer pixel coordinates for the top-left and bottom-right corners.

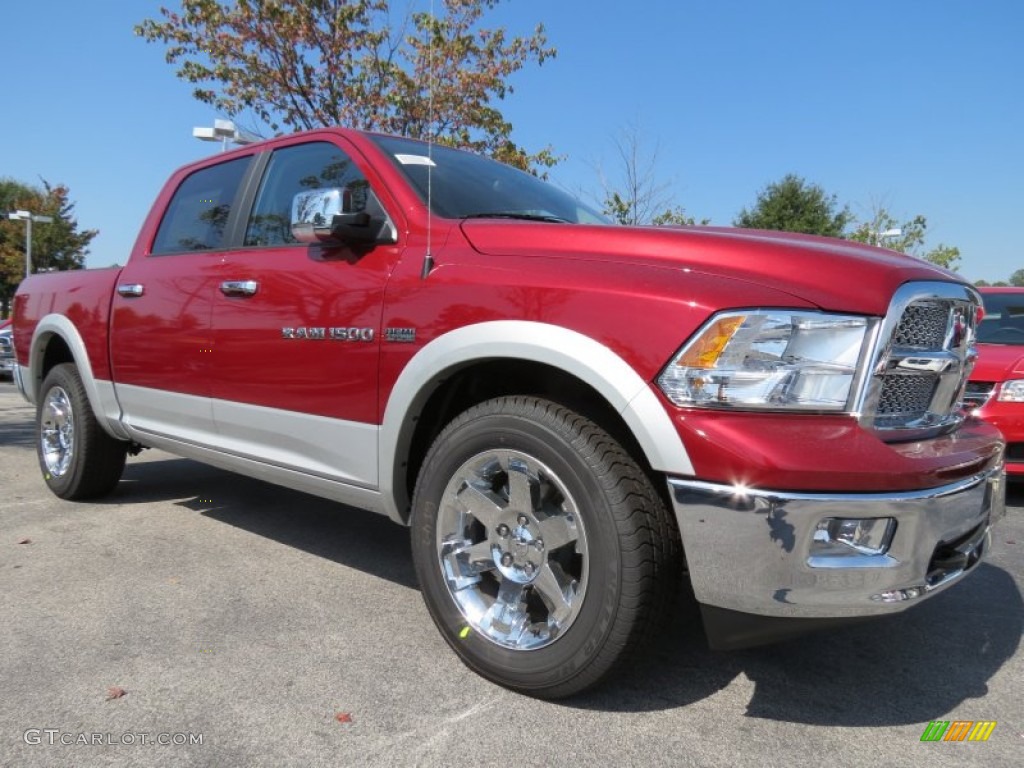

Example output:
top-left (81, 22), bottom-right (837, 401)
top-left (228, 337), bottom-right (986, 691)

top-left (494, 524), bottom-right (543, 584)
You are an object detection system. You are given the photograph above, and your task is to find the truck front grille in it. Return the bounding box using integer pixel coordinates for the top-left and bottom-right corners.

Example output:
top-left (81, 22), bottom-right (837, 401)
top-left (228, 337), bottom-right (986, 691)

top-left (861, 283), bottom-right (980, 441)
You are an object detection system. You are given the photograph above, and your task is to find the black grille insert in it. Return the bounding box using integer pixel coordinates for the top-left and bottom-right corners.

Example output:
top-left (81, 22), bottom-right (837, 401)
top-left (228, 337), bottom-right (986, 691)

top-left (876, 374), bottom-right (938, 422)
top-left (893, 303), bottom-right (950, 348)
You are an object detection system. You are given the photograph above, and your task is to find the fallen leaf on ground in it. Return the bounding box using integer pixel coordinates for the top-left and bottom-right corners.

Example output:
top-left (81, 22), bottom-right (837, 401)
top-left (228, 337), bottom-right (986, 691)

top-left (335, 712), bottom-right (353, 724)
top-left (106, 686), bottom-right (127, 700)
top-left (17, 538), bottom-right (31, 545)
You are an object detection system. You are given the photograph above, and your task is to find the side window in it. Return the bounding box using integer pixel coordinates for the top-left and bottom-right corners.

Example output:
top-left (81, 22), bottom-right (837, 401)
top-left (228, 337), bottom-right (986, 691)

top-left (244, 141), bottom-right (367, 247)
top-left (151, 156), bottom-right (250, 255)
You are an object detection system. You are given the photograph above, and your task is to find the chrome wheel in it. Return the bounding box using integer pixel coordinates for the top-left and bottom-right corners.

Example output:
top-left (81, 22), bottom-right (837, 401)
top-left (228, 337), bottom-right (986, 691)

top-left (40, 385), bottom-right (75, 477)
top-left (436, 449), bottom-right (589, 650)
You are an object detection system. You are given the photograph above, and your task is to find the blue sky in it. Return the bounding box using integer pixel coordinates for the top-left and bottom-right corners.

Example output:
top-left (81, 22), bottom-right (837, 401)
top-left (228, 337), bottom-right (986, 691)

top-left (1, 1), bottom-right (1021, 282)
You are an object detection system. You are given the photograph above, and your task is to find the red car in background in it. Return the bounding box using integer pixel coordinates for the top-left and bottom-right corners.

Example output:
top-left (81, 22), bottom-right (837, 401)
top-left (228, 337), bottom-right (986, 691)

top-left (966, 287), bottom-right (1024, 479)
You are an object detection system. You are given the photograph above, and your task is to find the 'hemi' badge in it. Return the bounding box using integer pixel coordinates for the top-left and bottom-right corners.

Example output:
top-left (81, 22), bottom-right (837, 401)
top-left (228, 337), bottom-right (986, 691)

top-left (384, 327), bottom-right (417, 343)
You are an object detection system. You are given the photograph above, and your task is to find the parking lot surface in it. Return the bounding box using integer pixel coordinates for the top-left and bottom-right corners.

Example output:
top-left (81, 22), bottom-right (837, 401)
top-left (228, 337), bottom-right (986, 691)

top-left (1, 383), bottom-right (1021, 767)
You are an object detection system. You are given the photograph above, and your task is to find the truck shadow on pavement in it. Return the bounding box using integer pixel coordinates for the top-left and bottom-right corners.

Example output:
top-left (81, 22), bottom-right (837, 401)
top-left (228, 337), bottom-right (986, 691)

top-left (0, 407), bottom-right (35, 447)
top-left (578, 561), bottom-right (1022, 723)
top-left (114, 457), bottom-right (418, 589)
top-left (112, 457), bottom-right (1022, 724)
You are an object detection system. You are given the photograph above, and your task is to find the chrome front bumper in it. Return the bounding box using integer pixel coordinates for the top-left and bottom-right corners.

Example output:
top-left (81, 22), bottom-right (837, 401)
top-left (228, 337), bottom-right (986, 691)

top-left (668, 466), bottom-right (1005, 621)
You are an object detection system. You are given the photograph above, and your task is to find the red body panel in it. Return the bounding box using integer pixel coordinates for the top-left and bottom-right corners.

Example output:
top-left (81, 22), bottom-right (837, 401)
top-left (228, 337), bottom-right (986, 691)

top-left (459, 221), bottom-right (947, 317)
top-left (376, 227), bottom-right (820, 415)
top-left (671, 406), bottom-right (1001, 492)
top-left (211, 243), bottom-right (398, 423)
top-left (970, 343), bottom-right (1024, 381)
top-left (110, 252), bottom-right (220, 397)
top-left (13, 268), bottom-right (121, 379)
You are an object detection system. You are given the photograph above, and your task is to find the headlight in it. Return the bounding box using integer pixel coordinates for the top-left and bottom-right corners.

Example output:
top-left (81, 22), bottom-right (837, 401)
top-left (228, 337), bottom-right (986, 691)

top-left (657, 310), bottom-right (869, 410)
top-left (999, 379), bottom-right (1024, 402)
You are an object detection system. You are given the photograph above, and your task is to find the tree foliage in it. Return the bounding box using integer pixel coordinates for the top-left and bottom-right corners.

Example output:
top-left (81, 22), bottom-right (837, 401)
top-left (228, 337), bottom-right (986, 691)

top-left (0, 179), bottom-right (95, 316)
top-left (597, 124), bottom-right (707, 226)
top-left (978, 269), bottom-right (1024, 287)
top-left (733, 174), bottom-right (851, 237)
top-left (847, 205), bottom-right (961, 271)
top-left (135, 0), bottom-right (556, 170)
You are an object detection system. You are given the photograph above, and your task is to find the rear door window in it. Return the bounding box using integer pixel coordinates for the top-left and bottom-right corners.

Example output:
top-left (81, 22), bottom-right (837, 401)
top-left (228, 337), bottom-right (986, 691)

top-left (151, 156), bottom-right (250, 254)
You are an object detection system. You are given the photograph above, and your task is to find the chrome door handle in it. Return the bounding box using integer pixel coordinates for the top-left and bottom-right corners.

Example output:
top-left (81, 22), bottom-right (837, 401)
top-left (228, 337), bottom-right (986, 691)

top-left (117, 283), bottom-right (144, 297)
top-left (220, 280), bottom-right (259, 297)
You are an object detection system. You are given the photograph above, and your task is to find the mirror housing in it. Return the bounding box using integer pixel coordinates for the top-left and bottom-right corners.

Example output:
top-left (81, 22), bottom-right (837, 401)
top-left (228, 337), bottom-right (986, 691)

top-left (291, 187), bottom-right (391, 245)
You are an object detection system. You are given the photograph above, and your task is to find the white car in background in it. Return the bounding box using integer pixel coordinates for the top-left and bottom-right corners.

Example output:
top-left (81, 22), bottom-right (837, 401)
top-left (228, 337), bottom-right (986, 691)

top-left (0, 319), bottom-right (14, 379)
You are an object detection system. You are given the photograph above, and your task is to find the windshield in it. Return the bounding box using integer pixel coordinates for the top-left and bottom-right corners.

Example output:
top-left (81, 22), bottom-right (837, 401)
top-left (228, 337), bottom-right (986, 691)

top-left (369, 134), bottom-right (608, 224)
top-left (978, 292), bottom-right (1024, 345)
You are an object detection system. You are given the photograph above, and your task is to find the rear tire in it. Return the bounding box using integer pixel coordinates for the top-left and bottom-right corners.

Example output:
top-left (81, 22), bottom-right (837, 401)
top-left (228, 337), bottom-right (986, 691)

top-left (37, 363), bottom-right (127, 500)
top-left (410, 396), bottom-right (680, 698)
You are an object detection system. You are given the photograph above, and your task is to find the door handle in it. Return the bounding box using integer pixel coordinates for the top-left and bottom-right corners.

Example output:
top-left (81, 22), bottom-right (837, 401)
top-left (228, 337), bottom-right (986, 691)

top-left (220, 280), bottom-right (259, 297)
top-left (117, 283), bottom-right (144, 297)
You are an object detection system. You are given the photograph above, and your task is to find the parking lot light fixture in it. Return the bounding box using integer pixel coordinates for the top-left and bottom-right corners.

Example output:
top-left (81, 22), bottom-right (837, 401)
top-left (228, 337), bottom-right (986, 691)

top-left (876, 227), bottom-right (902, 247)
top-left (7, 210), bottom-right (54, 278)
top-left (192, 119), bottom-right (260, 152)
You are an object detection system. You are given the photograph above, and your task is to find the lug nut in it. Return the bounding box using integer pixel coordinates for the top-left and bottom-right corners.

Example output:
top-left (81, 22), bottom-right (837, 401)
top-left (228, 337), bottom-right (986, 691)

top-left (501, 552), bottom-right (514, 567)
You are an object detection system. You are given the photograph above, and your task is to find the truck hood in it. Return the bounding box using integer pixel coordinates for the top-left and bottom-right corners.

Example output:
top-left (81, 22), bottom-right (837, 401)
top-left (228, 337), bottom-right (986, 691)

top-left (459, 221), bottom-right (957, 316)
top-left (971, 343), bottom-right (1024, 382)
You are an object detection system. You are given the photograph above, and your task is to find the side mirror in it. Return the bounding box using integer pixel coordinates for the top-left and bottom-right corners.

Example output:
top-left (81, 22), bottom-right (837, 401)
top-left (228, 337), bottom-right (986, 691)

top-left (291, 187), bottom-right (392, 245)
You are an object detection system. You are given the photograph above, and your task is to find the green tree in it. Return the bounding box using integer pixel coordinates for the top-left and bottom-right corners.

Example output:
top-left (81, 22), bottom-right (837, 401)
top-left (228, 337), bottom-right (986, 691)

top-left (1010, 268), bottom-right (1024, 287)
top-left (846, 206), bottom-right (961, 271)
top-left (0, 179), bottom-right (96, 317)
top-left (734, 174), bottom-right (851, 237)
top-left (136, 0), bottom-right (556, 171)
top-left (651, 206), bottom-right (708, 227)
top-left (924, 244), bottom-right (961, 271)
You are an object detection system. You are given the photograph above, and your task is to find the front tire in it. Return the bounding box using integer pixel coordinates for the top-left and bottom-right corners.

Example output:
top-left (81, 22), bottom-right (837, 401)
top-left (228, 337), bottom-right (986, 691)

top-left (37, 363), bottom-right (127, 500)
top-left (410, 396), bottom-right (680, 698)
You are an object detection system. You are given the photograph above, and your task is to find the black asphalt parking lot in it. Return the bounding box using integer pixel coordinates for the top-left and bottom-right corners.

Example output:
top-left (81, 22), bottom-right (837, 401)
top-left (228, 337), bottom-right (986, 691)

top-left (1, 382), bottom-right (1021, 767)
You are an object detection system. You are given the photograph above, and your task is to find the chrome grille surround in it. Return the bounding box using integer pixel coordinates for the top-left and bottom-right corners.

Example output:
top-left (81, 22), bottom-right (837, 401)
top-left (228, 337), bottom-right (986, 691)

top-left (856, 282), bottom-right (980, 441)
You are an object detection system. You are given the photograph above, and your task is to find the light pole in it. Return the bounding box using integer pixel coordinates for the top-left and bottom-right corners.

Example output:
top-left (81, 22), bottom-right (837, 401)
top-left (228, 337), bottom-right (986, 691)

top-left (192, 119), bottom-right (260, 152)
top-left (875, 227), bottom-right (902, 248)
top-left (7, 210), bottom-right (54, 278)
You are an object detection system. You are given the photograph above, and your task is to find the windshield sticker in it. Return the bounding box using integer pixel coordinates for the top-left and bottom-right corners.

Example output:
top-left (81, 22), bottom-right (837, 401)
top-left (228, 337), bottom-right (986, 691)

top-left (395, 154), bottom-right (436, 167)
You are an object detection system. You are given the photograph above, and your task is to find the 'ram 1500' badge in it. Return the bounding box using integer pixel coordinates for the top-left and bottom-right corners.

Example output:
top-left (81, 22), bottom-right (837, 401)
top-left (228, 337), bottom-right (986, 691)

top-left (281, 327), bottom-right (375, 341)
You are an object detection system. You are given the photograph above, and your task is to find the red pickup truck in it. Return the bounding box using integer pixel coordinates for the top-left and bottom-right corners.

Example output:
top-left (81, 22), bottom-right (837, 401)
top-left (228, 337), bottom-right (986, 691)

top-left (12, 128), bottom-right (1006, 698)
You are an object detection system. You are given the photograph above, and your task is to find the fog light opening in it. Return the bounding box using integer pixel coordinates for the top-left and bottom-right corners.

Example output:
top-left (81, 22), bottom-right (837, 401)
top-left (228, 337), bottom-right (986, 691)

top-left (812, 517), bottom-right (896, 557)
